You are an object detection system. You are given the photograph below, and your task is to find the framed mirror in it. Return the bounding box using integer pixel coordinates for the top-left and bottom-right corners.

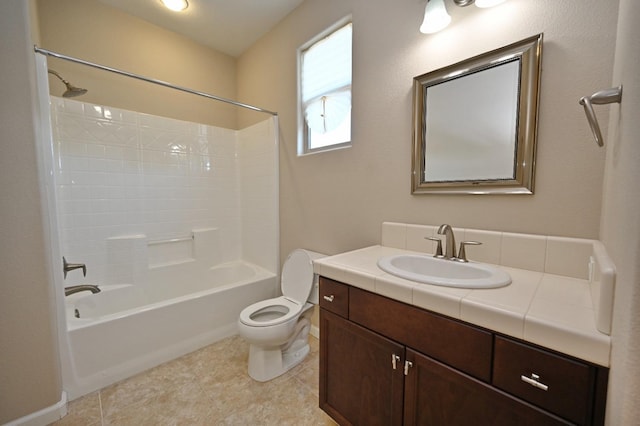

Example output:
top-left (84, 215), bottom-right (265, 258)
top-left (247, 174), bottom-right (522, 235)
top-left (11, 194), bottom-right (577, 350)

top-left (412, 34), bottom-right (543, 194)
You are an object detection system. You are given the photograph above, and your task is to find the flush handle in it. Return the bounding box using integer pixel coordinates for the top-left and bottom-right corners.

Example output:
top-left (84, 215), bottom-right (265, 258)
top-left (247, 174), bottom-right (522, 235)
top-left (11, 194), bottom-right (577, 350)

top-left (323, 295), bottom-right (335, 302)
top-left (521, 373), bottom-right (549, 391)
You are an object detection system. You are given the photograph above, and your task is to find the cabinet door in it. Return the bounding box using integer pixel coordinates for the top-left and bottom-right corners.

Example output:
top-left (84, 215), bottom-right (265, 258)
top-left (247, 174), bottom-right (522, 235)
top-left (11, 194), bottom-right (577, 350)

top-left (349, 286), bottom-right (493, 382)
top-left (320, 309), bottom-right (405, 426)
top-left (403, 349), bottom-right (573, 426)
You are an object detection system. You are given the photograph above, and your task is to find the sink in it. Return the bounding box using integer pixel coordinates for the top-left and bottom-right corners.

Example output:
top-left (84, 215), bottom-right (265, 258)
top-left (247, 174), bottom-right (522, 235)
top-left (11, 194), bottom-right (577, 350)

top-left (377, 254), bottom-right (511, 289)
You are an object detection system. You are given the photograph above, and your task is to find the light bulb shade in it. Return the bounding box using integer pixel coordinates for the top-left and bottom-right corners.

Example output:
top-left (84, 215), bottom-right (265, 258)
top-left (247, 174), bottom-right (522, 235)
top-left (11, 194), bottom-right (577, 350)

top-left (420, 0), bottom-right (452, 34)
top-left (475, 0), bottom-right (506, 8)
top-left (161, 0), bottom-right (188, 12)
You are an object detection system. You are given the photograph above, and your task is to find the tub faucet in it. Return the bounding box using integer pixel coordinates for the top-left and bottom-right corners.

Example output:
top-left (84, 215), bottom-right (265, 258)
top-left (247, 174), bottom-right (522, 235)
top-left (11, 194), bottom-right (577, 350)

top-left (437, 224), bottom-right (457, 259)
top-left (64, 285), bottom-right (100, 296)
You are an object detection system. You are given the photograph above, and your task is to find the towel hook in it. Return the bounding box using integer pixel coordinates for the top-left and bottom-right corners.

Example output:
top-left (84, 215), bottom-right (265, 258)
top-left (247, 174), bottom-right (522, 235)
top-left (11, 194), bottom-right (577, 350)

top-left (579, 85), bottom-right (622, 147)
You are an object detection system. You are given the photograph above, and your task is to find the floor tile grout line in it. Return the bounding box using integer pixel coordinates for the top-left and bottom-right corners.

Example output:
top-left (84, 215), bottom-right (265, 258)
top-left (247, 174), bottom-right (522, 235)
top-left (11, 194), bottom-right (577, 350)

top-left (98, 390), bottom-right (105, 426)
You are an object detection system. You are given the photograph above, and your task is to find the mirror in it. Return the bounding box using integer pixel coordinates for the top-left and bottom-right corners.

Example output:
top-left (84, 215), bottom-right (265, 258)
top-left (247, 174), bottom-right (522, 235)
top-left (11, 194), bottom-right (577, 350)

top-left (412, 34), bottom-right (543, 194)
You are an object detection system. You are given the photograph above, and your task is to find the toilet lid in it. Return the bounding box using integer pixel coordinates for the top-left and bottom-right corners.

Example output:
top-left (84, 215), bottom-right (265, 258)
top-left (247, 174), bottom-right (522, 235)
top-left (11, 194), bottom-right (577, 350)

top-left (281, 249), bottom-right (315, 303)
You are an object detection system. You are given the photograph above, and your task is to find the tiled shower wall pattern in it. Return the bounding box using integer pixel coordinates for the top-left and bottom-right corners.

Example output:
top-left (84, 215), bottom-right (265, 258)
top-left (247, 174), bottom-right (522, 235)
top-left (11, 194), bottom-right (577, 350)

top-left (50, 97), bottom-right (277, 287)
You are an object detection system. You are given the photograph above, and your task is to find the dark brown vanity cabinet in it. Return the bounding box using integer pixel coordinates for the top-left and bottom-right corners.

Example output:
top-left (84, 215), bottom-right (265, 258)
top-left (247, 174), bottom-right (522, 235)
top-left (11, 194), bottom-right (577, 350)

top-left (318, 277), bottom-right (608, 426)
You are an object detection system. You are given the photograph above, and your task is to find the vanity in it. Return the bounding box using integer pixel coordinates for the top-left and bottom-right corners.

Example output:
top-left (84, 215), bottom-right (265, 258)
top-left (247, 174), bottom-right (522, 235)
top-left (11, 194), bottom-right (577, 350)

top-left (315, 222), bottom-right (614, 426)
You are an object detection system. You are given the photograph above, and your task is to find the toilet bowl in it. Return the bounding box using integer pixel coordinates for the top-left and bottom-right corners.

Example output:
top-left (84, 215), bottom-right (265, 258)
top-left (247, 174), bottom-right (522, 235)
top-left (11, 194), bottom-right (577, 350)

top-left (237, 249), bottom-right (325, 382)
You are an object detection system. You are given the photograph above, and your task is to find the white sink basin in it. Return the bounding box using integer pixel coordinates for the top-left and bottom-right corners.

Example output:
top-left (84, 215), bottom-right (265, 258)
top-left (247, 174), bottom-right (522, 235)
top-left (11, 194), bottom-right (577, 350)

top-left (377, 254), bottom-right (511, 289)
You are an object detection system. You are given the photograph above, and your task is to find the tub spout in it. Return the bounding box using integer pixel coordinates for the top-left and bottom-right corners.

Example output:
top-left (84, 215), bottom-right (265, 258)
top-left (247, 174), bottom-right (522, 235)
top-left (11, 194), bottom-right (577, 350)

top-left (65, 285), bottom-right (100, 296)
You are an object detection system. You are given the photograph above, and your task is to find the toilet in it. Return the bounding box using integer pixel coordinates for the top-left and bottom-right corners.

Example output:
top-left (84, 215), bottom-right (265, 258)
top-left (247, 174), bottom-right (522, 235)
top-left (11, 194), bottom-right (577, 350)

top-left (237, 249), bottom-right (325, 382)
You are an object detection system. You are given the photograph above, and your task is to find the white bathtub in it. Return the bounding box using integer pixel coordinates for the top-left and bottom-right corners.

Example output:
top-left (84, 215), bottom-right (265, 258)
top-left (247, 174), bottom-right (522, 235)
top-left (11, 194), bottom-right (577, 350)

top-left (63, 261), bottom-right (277, 399)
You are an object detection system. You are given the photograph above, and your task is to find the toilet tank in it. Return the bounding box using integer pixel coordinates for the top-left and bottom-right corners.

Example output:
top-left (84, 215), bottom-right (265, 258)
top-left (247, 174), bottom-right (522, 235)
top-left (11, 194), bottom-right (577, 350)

top-left (300, 249), bottom-right (326, 304)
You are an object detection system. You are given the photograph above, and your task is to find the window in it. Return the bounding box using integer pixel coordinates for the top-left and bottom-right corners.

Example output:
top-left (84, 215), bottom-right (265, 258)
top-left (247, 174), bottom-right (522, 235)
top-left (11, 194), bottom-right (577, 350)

top-left (298, 20), bottom-right (352, 154)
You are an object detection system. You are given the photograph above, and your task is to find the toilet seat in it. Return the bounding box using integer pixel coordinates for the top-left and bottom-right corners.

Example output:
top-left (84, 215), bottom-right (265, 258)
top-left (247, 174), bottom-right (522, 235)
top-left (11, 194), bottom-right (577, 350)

top-left (239, 296), bottom-right (303, 327)
top-left (239, 249), bottom-right (316, 328)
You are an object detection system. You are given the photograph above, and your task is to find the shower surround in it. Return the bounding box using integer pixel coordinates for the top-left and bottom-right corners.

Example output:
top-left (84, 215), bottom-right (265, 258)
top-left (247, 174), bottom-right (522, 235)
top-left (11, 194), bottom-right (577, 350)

top-left (47, 96), bottom-right (279, 399)
top-left (50, 97), bottom-right (278, 286)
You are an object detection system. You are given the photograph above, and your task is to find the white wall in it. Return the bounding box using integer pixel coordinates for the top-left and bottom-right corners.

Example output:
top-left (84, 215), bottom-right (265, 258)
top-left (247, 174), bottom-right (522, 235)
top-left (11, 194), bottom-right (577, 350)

top-left (237, 0), bottom-right (619, 262)
top-left (600, 0), bottom-right (640, 423)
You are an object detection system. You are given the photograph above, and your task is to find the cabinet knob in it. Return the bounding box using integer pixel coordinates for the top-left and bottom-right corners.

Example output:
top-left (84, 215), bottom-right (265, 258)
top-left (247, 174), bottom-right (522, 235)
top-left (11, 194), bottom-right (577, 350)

top-left (323, 295), bottom-right (335, 302)
top-left (521, 373), bottom-right (549, 391)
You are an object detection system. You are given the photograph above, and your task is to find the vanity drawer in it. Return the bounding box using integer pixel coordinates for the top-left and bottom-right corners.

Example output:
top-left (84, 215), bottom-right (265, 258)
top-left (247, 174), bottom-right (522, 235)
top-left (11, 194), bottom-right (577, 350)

top-left (493, 336), bottom-right (593, 425)
top-left (319, 277), bottom-right (349, 318)
top-left (349, 286), bottom-right (492, 382)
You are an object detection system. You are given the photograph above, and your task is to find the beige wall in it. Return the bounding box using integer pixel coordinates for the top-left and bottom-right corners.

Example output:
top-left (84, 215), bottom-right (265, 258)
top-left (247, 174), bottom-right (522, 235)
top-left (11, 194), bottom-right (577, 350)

top-left (37, 0), bottom-right (239, 129)
top-left (3, 0), bottom-right (637, 422)
top-left (0, 1), bottom-right (61, 423)
top-left (238, 0), bottom-right (619, 261)
top-left (601, 0), bottom-right (640, 423)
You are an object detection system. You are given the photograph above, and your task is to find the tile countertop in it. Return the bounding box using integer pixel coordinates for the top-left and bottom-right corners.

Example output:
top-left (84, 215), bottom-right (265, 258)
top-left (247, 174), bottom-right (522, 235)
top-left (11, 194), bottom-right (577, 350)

top-left (313, 245), bottom-right (612, 367)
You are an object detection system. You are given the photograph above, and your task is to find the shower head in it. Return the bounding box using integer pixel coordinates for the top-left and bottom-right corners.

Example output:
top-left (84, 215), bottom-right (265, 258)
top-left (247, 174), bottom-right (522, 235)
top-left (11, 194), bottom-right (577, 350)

top-left (48, 69), bottom-right (88, 98)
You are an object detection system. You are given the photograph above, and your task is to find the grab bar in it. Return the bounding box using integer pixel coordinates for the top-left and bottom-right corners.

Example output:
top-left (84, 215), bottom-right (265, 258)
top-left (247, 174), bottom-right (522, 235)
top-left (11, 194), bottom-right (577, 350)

top-left (147, 233), bottom-right (194, 246)
top-left (579, 85), bottom-right (622, 147)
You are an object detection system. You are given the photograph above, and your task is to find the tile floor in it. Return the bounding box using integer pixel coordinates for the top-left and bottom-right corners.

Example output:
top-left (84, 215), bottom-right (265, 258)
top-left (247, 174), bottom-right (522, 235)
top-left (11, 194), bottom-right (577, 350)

top-left (51, 335), bottom-right (336, 425)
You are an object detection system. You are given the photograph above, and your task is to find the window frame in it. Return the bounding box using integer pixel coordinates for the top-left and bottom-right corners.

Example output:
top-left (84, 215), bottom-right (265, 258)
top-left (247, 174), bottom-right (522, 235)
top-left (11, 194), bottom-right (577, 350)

top-left (297, 17), bottom-right (353, 156)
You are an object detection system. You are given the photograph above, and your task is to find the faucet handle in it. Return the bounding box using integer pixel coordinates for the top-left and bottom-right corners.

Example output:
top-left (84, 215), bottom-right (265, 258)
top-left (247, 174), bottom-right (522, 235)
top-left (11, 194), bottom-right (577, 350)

top-left (63, 256), bottom-right (87, 279)
top-left (455, 241), bottom-right (482, 263)
top-left (425, 237), bottom-right (444, 258)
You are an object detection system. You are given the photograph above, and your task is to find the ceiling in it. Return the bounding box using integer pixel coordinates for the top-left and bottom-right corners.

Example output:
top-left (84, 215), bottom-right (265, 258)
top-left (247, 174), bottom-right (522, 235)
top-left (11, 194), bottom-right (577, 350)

top-left (98, 0), bottom-right (305, 57)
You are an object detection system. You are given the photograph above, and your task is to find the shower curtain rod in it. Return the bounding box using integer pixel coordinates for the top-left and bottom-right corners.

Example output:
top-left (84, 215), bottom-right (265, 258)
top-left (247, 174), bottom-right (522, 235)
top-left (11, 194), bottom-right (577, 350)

top-left (34, 45), bottom-right (278, 116)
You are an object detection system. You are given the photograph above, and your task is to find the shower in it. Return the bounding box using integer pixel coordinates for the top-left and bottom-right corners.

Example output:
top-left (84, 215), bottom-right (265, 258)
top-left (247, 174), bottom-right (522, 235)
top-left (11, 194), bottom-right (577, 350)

top-left (47, 69), bottom-right (87, 97)
top-left (33, 46), bottom-right (280, 400)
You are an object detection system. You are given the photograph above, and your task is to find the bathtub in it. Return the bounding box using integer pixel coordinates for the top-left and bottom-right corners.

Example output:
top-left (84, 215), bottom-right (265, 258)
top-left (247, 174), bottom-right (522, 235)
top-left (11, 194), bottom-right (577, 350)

top-left (63, 260), bottom-right (277, 399)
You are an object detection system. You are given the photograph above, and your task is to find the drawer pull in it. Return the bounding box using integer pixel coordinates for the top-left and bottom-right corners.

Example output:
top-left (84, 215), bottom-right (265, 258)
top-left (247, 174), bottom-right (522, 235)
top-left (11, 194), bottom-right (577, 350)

top-left (323, 295), bottom-right (335, 302)
top-left (404, 360), bottom-right (413, 376)
top-left (521, 373), bottom-right (549, 391)
top-left (391, 354), bottom-right (400, 370)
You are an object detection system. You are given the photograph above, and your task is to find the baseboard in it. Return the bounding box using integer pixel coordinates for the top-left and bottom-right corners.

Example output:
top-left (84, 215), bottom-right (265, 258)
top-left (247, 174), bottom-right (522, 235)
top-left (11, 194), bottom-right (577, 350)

top-left (310, 324), bottom-right (320, 339)
top-left (3, 391), bottom-right (67, 426)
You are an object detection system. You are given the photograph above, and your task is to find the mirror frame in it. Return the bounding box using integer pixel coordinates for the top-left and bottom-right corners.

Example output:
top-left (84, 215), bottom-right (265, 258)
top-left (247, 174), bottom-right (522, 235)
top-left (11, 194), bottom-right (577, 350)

top-left (412, 34), bottom-right (543, 195)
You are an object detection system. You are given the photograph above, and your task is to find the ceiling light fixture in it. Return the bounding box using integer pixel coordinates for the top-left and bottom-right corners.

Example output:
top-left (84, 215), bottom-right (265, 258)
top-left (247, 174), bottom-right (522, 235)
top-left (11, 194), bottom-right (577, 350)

top-left (161, 0), bottom-right (189, 12)
top-left (422, 0), bottom-right (507, 34)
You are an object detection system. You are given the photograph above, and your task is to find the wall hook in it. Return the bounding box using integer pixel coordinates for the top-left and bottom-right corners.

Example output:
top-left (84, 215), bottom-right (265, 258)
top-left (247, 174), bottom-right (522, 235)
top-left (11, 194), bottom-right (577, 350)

top-left (579, 85), bottom-right (622, 147)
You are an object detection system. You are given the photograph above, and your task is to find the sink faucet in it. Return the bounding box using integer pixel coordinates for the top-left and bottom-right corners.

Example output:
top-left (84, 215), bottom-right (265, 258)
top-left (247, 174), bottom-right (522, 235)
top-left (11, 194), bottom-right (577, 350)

top-left (64, 285), bottom-right (100, 296)
top-left (437, 224), bottom-right (457, 259)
